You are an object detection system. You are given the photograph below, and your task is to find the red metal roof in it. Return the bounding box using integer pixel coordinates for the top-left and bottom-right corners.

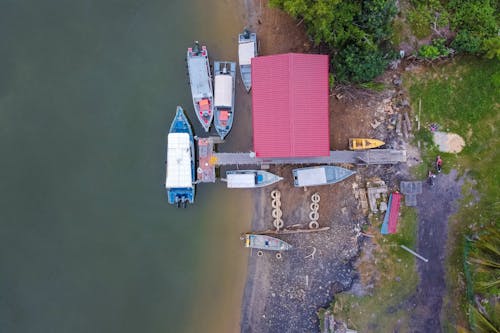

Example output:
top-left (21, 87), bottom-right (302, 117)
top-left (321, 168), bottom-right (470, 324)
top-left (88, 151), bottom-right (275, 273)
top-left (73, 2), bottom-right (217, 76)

top-left (252, 53), bottom-right (330, 158)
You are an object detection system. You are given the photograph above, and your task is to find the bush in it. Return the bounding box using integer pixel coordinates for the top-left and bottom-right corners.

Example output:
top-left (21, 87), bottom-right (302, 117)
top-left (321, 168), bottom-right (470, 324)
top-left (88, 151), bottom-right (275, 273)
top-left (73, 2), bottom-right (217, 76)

top-left (418, 45), bottom-right (441, 59)
top-left (335, 45), bottom-right (391, 83)
top-left (451, 30), bottom-right (482, 53)
top-left (408, 5), bottom-right (432, 38)
top-left (483, 36), bottom-right (500, 60)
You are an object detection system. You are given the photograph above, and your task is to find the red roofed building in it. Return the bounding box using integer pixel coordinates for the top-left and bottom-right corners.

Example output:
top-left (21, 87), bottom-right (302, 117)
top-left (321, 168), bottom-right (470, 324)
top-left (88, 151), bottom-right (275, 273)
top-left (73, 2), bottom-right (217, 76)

top-left (251, 53), bottom-right (330, 158)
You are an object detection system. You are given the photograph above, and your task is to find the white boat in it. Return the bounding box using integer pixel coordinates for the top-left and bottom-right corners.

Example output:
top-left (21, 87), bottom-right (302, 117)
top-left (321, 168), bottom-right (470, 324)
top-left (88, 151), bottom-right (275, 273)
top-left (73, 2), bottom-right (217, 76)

top-left (292, 166), bottom-right (355, 187)
top-left (213, 61), bottom-right (236, 139)
top-left (242, 234), bottom-right (292, 251)
top-left (238, 29), bottom-right (257, 92)
top-left (225, 170), bottom-right (282, 188)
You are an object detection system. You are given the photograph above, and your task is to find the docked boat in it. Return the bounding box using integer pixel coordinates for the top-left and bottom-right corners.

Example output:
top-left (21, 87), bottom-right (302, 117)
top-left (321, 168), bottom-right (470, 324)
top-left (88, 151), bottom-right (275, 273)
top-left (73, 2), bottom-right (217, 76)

top-left (238, 29), bottom-right (257, 92)
top-left (349, 138), bottom-right (385, 150)
top-left (292, 166), bottom-right (355, 187)
top-left (225, 170), bottom-right (283, 188)
top-left (165, 106), bottom-right (195, 207)
top-left (187, 41), bottom-right (214, 132)
top-left (213, 61), bottom-right (236, 139)
top-left (242, 234), bottom-right (292, 251)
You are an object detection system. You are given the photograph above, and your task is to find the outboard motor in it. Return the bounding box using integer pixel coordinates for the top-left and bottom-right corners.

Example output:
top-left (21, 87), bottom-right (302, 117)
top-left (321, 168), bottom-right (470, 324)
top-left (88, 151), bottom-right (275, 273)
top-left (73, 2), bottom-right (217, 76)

top-left (176, 197), bottom-right (181, 208)
top-left (183, 199), bottom-right (188, 209)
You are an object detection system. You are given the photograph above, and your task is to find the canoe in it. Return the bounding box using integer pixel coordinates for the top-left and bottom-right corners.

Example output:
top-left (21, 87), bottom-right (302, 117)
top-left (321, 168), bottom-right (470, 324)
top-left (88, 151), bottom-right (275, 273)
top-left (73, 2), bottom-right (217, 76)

top-left (213, 61), bottom-right (236, 139)
top-left (349, 138), bottom-right (385, 150)
top-left (165, 106), bottom-right (195, 207)
top-left (225, 170), bottom-right (283, 188)
top-left (292, 165), bottom-right (355, 187)
top-left (242, 234), bottom-right (292, 251)
top-left (187, 41), bottom-right (214, 132)
top-left (238, 29), bottom-right (257, 92)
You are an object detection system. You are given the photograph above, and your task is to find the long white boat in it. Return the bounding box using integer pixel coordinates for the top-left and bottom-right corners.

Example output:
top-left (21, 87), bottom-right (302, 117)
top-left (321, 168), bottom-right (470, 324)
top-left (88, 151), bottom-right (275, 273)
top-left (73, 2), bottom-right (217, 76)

top-left (187, 41), bottom-right (214, 132)
top-left (292, 166), bottom-right (355, 187)
top-left (225, 170), bottom-right (282, 188)
top-left (165, 106), bottom-right (195, 207)
top-left (238, 29), bottom-right (257, 92)
top-left (242, 234), bottom-right (292, 251)
top-left (213, 61), bottom-right (236, 139)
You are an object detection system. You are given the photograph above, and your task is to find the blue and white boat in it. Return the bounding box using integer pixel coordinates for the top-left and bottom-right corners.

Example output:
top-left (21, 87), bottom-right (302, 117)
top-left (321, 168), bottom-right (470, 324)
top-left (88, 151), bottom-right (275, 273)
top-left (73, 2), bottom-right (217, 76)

top-left (292, 166), bottom-right (355, 187)
top-left (213, 61), bottom-right (236, 139)
top-left (165, 106), bottom-right (195, 207)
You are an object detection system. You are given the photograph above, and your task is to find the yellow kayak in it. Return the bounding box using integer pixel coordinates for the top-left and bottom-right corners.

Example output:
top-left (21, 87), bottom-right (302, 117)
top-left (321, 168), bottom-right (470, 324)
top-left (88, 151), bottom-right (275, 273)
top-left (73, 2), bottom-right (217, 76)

top-left (349, 138), bottom-right (385, 150)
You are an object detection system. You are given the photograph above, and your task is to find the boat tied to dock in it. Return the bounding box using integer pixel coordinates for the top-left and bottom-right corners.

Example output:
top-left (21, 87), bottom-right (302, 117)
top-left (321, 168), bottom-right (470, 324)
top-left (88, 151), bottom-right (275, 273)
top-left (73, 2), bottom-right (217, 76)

top-left (187, 41), bottom-right (214, 132)
top-left (165, 106), bottom-right (195, 207)
top-left (238, 29), bottom-right (257, 92)
top-left (349, 138), bottom-right (385, 150)
top-left (292, 165), bottom-right (356, 187)
top-left (224, 170), bottom-right (283, 188)
top-left (213, 61), bottom-right (236, 139)
top-left (242, 234), bottom-right (292, 251)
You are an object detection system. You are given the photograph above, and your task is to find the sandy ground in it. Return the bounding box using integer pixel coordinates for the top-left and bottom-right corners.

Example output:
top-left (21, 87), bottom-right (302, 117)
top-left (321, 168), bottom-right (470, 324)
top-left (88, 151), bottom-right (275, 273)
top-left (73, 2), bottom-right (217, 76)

top-left (238, 1), bottom-right (465, 332)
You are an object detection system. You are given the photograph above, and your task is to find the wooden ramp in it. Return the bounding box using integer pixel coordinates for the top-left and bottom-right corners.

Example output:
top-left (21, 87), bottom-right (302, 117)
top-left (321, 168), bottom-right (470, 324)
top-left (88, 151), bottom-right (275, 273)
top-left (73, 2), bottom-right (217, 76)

top-left (212, 149), bottom-right (406, 166)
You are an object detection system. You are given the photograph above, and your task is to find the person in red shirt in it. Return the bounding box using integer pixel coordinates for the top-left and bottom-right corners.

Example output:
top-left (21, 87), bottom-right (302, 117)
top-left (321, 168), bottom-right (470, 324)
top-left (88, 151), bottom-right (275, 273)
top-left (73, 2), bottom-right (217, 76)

top-left (436, 155), bottom-right (443, 173)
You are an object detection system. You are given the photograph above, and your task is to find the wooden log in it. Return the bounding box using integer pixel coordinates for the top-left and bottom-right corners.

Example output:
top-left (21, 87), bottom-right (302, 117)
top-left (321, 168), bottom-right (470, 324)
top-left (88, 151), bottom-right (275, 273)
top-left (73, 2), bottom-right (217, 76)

top-left (255, 226), bottom-right (330, 235)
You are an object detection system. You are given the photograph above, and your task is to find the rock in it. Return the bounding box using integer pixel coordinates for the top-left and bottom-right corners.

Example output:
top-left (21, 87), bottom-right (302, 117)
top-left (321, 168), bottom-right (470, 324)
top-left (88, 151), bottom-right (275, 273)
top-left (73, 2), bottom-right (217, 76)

top-left (393, 77), bottom-right (402, 86)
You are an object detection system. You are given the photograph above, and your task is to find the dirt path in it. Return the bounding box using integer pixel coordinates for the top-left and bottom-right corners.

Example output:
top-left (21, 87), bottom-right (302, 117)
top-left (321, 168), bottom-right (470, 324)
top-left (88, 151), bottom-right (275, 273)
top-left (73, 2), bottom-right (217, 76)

top-left (410, 169), bottom-right (464, 332)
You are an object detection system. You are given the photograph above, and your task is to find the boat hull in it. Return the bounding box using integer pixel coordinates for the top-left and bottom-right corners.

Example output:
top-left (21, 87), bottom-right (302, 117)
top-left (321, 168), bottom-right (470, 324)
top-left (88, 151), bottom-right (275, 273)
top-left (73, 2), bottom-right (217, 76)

top-left (165, 106), bottom-right (195, 206)
top-left (187, 43), bottom-right (214, 132)
top-left (292, 166), bottom-right (355, 187)
top-left (349, 138), bottom-right (385, 150)
top-left (243, 234), bottom-right (292, 251)
top-left (213, 61), bottom-right (236, 139)
top-left (238, 30), bottom-right (257, 92)
top-left (226, 170), bottom-right (283, 188)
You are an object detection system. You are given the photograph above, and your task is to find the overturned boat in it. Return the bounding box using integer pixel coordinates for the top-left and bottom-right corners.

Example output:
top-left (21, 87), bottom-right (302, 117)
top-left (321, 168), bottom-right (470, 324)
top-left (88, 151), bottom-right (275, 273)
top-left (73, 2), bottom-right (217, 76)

top-left (238, 29), bottom-right (257, 92)
top-left (349, 138), bottom-right (385, 150)
top-left (292, 166), bottom-right (355, 187)
top-left (213, 61), bottom-right (236, 139)
top-left (242, 234), bottom-right (292, 251)
top-left (165, 106), bottom-right (195, 207)
top-left (187, 41), bottom-right (214, 131)
top-left (225, 170), bottom-right (282, 188)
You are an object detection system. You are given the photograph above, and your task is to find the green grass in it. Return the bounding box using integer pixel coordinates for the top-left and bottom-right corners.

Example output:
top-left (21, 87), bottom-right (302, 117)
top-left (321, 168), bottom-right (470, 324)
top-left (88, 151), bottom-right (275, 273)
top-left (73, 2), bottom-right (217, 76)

top-left (404, 56), bottom-right (500, 331)
top-left (319, 207), bottom-right (418, 332)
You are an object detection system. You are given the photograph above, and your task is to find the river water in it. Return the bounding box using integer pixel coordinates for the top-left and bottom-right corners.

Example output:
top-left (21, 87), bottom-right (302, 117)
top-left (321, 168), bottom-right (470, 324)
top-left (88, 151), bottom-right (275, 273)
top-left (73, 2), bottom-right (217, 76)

top-left (0, 1), bottom-right (253, 332)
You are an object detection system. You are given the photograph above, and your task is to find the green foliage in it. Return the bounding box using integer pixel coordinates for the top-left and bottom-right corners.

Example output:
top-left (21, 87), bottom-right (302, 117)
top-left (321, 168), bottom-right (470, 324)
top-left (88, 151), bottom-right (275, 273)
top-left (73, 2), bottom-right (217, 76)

top-left (408, 5), bottom-right (432, 38)
top-left (270, 0), bottom-right (397, 83)
top-left (418, 38), bottom-right (451, 59)
top-left (483, 36), bottom-right (500, 60)
top-left (451, 30), bottom-right (483, 54)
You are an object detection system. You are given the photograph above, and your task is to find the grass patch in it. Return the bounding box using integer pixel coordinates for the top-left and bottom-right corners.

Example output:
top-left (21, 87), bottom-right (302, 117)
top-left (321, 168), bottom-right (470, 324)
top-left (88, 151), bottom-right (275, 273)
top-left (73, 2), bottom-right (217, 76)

top-left (319, 207), bottom-right (418, 332)
top-left (404, 56), bottom-right (500, 331)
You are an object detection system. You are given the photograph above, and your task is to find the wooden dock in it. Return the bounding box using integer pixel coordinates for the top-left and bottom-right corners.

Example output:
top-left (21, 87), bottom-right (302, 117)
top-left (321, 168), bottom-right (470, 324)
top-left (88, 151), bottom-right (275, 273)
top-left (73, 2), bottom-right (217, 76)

top-left (212, 149), bottom-right (406, 166)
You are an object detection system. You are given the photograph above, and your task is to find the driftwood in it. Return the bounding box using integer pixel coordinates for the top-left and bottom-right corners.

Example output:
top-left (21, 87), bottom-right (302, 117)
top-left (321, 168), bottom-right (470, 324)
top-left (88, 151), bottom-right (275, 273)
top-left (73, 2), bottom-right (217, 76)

top-left (255, 226), bottom-right (330, 235)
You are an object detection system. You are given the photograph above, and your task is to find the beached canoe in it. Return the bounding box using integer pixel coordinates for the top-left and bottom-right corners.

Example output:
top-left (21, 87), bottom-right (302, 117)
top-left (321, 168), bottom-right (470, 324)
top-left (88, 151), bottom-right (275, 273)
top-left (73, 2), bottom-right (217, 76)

top-left (187, 41), bottom-right (214, 132)
top-left (242, 234), bottom-right (292, 251)
top-left (238, 29), bottom-right (257, 92)
top-left (225, 170), bottom-right (283, 188)
top-left (293, 166), bottom-right (355, 187)
top-left (213, 61), bottom-right (236, 139)
top-left (349, 138), bottom-right (385, 150)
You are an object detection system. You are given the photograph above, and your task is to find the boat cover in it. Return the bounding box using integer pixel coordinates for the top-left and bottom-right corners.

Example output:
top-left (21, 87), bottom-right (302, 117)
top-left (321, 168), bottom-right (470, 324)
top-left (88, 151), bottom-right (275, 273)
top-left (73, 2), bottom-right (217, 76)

top-left (214, 75), bottom-right (233, 107)
top-left (294, 168), bottom-right (327, 187)
top-left (238, 41), bottom-right (255, 65)
top-left (166, 133), bottom-right (193, 188)
top-left (227, 173), bottom-right (256, 188)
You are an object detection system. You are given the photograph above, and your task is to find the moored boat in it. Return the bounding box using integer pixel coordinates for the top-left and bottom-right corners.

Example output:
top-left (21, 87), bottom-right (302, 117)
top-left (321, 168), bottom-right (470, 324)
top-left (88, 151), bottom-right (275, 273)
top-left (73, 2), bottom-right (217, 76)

top-left (238, 29), bottom-right (257, 92)
top-left (292, 166), bottom-right (355, 187)
top-left (349, 138), bottom-right (385, 150)
top-left (242, 234), bottom-right (292, 251)
top-left (213, 61), bottom-right (236, 139)
top-left (165, 106), bottom-right (195, 207)
top-left (187, 41), bottom-right (214, 132)
top-left (225, 170), bottom-right (283, 188)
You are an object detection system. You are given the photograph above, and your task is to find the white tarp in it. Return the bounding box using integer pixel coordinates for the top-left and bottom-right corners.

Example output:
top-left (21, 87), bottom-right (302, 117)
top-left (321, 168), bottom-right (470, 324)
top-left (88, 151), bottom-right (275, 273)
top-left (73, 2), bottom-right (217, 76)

top-left (227, 173), bottom-right (256, 188)
top-left (294, 168), bottom-right (327, 187)
top-left (166, 133), bottom-right (193, 188)
top-left (238, 41), bottom-right (255, 66)
top-left (214, 75), bottom-right (233, 107)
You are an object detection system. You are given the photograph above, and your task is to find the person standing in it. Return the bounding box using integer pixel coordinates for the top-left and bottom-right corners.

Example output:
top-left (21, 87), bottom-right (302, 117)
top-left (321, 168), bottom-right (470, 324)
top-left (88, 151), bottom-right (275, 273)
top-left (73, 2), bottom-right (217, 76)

top-left (436, 155), bottom-right (443, 173)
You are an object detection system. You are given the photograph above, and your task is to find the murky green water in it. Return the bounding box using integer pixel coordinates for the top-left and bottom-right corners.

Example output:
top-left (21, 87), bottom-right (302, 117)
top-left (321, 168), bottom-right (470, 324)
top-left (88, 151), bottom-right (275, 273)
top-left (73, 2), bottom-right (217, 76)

top-left (0, 1), bottom-right (252, 332)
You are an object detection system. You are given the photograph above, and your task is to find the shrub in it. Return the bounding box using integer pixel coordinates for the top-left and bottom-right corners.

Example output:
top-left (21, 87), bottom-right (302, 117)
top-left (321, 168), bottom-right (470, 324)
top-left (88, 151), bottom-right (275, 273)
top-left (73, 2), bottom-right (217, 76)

top-left (418, 44), bottom-right (441, 59)
top-left (483, 36), bottom-right (500, 60)
top-left (408, 5), bottom-right (432, 38)
top-left (451, 30), bottom-right (482, 53)
top-left (335, 45), bottom-right (391, 83)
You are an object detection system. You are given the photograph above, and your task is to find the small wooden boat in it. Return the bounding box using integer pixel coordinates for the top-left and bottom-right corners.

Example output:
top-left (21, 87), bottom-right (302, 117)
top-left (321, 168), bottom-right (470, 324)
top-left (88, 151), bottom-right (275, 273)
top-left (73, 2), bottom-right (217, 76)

top-left (349, 138), bottom-right (385, 150)
top-left (213, 61), bottom-right (236, 139)
top-left (293, 166), bottom-right (355, 187)
top-left (238, 29), bottom-right (257, 92)
top-left (165, 106), bottom-right (195, 207)
top-left (225, 170), bottom-right (282, 188)
top-left (187, 41), bottom-right (214, 132)
top-left (242, 234), bottom-right (292, 251)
